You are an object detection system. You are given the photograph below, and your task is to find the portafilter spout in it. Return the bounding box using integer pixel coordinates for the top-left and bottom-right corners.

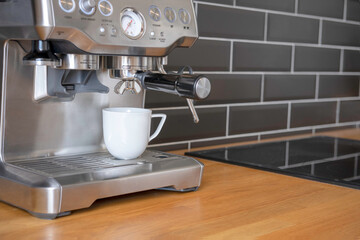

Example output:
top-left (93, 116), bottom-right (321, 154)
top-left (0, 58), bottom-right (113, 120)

top-left (105, 56), bottom-right (159, 94)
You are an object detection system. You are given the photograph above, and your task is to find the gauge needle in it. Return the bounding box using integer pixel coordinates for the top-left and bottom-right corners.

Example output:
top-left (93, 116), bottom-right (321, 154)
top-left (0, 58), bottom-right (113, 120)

top-left (125, 20), bottom-right (133, 32)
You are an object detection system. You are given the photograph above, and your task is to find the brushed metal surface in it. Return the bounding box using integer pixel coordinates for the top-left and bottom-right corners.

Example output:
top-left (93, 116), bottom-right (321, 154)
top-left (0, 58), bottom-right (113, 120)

top-left (1, 150), bottom-right (203, 218)
top-left (1, 41), bottom-right (144, 161)
top-left (56, 54), bottom-right (100, 70)
top-left (0, 0), bottom-right (204, 219)
top-left (0, 0), bottom-right (198, 56)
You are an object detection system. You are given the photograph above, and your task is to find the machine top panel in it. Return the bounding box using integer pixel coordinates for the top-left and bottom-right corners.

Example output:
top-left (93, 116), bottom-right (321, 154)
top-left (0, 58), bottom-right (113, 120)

top-left (0, 0), bottom-right (198, 56)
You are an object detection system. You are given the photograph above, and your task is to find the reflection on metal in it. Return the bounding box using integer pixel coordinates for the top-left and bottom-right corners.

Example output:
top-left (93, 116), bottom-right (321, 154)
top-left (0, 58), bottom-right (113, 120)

top-left (0, 0), bottom-right (206, 219)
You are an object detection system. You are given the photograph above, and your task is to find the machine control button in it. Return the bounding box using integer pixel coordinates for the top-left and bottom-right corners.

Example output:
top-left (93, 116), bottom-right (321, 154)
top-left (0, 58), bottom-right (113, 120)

top-left (99, 26), bottom-right (106, 33)
top-left (149, 5), bottom-right (161, 21)
top-left (150, 31), bottom-right (155, 37)
top-left (164, 7), bottom-right (176, 23)
top-left (98, 0), bottom-right (113, 16)
top-left (111, 27), bottom-right (117, 34)
top-left (59, 0), bottom-right (76, 13)
top-left (79, 0), bottom-right (96, 15)
top-left (179, 8), bottom-right (191, 24)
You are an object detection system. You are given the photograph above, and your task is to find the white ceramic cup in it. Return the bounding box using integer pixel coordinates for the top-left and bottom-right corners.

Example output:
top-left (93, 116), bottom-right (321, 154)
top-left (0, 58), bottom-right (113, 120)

top-left (102, 107), bottom-right (167, 160)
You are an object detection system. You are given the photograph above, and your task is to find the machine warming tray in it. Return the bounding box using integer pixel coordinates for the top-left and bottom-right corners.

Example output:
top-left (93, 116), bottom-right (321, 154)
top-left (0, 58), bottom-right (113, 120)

top-left (186, 136), bottom-right (360, 190)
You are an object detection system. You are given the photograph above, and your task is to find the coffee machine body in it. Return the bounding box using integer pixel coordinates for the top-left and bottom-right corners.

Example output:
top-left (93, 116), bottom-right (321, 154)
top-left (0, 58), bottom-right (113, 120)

top-left (0, 0), bottom-right (209, 219)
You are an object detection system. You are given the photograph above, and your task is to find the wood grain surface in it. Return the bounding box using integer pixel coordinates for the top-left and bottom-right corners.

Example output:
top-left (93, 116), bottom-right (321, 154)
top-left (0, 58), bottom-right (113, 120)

top-left (0, 129), bottom-right (359, 240)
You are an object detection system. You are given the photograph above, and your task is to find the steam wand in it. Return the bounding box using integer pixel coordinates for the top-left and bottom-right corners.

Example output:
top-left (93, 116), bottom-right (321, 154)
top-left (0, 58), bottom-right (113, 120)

top-left (156, 59), bottom-right (201, 123)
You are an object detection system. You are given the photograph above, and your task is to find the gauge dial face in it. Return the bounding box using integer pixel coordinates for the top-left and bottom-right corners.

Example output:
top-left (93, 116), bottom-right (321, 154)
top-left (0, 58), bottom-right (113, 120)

top-left (120, 8), bottom-right (145, 40)
top-left (179, 8), bottom-right (191, 24)
top-left (59, 0), bottom-right (76, 13)
top-left (98, 0), bottom-right (113, 16)
top-left (165, 7), bottom-right (176, 23)
top-left (149, 5), bottom-right (161, 21)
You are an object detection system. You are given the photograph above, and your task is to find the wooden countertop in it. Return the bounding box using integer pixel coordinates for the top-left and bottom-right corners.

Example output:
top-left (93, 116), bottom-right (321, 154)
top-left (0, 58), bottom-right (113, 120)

top-left (1, 129), bottom-right (360, 239)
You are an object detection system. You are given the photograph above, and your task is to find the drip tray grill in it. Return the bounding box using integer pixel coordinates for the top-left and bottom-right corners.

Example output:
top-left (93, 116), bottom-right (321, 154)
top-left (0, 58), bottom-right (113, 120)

top-left (7, 152), bottom-right (153, 178)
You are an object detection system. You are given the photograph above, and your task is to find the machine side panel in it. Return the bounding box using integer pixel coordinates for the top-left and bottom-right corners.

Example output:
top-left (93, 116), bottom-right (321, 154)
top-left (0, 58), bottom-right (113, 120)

top-left (0, 0), bottom-right (39, 39)
top-left (1, 41), bottom-right (144, 161)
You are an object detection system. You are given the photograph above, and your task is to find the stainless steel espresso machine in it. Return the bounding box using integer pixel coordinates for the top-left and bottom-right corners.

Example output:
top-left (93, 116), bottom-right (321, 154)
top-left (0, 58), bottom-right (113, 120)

top-left (0, 0), bottom-right (211, 219)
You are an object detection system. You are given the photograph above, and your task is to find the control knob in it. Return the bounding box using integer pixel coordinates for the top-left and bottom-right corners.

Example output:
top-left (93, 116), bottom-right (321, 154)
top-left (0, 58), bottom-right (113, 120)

top-left (79, 0), bottom-right (96, 15)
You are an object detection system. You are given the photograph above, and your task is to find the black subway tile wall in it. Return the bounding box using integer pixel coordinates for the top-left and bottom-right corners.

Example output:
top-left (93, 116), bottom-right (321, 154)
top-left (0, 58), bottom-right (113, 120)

top-left (343, 50), bottom-right (360, 72)
top-left (319, 76), bottom-right (360, 98)
top-left (291, 102), bottom-right (337, 128)
top-left (298, 0), bottom-right (344, 19)
top-left (264, 75), bottom-right (316, 101)
top-left (340, 101), bottom-right (360, 122)
top-left (347, 0), bottom-right (360, 22)
top-left (200, 0), bottom-right (233, 5)
top-left (229, 104), bottom-right (288, 134)
top-left (235, 0), bottom-right (295, 12)
top-left (322, 21), bottom-right (360, 47)
top-left (151, 108), bottom-right (227, 144)
top-left (294, 46), bottom-right (340, 71)
top-left (147, 1), bottom-right (360, 150)
top-left (233, 42), bottom-right (292, 71)
top-left (197, 5), bottom-right (265, 40)
top-left (167, 39), bottom-right (230, 71)
top-left (267, 14), bottom-right (319, 43)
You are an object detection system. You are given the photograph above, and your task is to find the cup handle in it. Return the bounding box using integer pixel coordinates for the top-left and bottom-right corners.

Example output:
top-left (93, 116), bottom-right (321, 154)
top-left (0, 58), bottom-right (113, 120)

top-left (149, 113), bottom-right (167, 142)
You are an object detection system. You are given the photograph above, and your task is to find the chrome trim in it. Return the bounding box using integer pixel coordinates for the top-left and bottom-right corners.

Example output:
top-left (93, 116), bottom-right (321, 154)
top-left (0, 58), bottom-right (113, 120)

top-left (56, 54), bottom-right (100, 70)
top-left (120, 8), bottom-right (146, 40)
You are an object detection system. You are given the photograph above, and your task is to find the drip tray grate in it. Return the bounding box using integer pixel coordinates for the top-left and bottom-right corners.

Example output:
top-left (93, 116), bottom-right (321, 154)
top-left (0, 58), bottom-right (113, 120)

top-left (7, 152), bottom-right (150, 177)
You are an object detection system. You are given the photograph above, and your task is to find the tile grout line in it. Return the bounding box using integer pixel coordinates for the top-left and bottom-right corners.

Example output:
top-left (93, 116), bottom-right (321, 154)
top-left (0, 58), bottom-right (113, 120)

top-left (291, 44), bottom-right (295, 73)
top-left (226, 105), bottom-right (230, 136)
top-left (193, 71), bottom-right (360, 75)
top-left (260, 74), bottom-right (265, 102)
top-left (343, 0), bottom-right (348, 20)
top-left (315, 74), bottom-right (319, 99)
top-left (285, 141), bottom-right (289, 167)
top-left (150, 96), bottom-right (360, 111)
top-left (198, 36), bottom-right (360, 51)
top-left (294, 0), bottom-right (298, 14)
top-left (334, 138), bottom-right (338, 157)
top-left (194, 1), bottom-right (360, 26)
top-left (233, 0), bottom-right (236, 7)
top-left (264, 12), bottom-right (268, 41)
top-left (229, 40), bottom-right (234, 72)
top-left (149, 121), bottom-right (359, 147)
top-left (336, 100), bottom-right (341, 124)
top-left (188, 142), bottom-right (191, 151)
top-left (318, 19), bottom-right (323, 45)
top-left (354, 156), bottom-right (358, 176)
top-left (287, 102), bottom-right (292, 129)
top-left (340, 49), bottom-right (344, 72)
top-left (194, 2), bottom-right (198, 15)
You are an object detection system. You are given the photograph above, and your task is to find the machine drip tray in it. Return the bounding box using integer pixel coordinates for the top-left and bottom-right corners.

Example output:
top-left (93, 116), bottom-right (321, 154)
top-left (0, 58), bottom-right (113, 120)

top-left (7, 152), bottom-right (152, 178)
top-left (0, 150), bottom-right (203, 218)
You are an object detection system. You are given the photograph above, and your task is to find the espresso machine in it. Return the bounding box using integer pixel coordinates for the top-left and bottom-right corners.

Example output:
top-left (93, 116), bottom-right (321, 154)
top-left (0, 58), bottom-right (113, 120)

top-left (0, 0), bottom-right (210, 219)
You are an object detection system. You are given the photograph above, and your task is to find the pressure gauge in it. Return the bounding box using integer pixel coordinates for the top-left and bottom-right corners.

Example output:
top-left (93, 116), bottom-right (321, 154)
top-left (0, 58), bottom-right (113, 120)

top-left (120, 8), bottom-right (145, 40)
